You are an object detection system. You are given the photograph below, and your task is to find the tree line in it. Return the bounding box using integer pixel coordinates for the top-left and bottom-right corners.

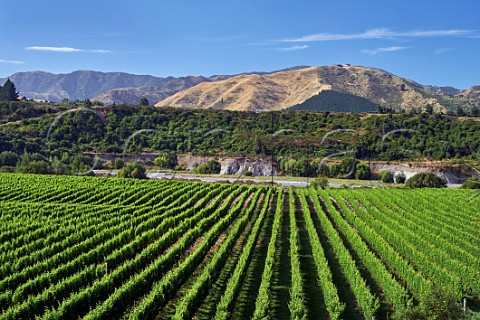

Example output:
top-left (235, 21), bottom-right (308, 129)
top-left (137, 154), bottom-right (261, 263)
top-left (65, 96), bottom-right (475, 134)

top-left (1, 103), bottom-right (480, 163)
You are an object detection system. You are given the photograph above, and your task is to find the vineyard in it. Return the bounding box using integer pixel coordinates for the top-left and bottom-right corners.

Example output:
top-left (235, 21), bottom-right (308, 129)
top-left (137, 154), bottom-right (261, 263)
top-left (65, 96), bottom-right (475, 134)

top-left (0, 173), bottom-right (479, 319)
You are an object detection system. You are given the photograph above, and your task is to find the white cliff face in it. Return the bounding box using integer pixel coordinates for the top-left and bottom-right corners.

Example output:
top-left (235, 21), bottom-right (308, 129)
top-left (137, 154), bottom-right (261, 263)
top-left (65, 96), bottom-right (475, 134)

top-left (218, 158), bottom-right (276, 176)
top-left (368, 162), bottom-right (470, 185)
top-left (177, 155), bottom-right (277, 176)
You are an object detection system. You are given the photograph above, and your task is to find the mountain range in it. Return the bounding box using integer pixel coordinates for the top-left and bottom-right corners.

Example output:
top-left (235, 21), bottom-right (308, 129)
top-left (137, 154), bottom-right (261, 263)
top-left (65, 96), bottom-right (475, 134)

top-left (1, 65), bottom-right (479, 112)
top-left (0, 71), bottom-right (218, 104)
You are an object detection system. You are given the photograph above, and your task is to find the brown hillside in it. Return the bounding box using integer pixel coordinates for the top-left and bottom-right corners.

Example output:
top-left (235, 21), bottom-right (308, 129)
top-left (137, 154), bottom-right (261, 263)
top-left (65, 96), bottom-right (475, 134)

top-left (155, 65), bottom-right (448, 112)
top-left (156, 67), bottom-right (328, 111)
top-left (461, 85), bottom-right (480, 99)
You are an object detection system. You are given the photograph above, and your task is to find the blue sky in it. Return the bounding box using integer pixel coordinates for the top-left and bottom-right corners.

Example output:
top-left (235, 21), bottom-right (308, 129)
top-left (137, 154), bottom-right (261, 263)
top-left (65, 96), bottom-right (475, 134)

top-left (1, 0), bottom-right (479, 89)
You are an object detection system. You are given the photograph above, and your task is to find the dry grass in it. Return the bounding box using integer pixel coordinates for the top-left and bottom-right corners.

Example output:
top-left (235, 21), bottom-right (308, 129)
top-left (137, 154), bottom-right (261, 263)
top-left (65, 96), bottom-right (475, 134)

top-left (156, 67), bottom-right (324, 111)
top-left (155, 65), bottom-right (458, 112)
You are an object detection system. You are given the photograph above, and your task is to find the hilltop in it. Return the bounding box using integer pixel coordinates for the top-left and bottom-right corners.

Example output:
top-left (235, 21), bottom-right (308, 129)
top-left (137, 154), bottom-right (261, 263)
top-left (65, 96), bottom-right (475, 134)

top-left (0, 70), bottom-right (166, 102)
top-left (155, 65), bottom-right (479, 112)
top-left (2, 65), bottom-right (479, 112)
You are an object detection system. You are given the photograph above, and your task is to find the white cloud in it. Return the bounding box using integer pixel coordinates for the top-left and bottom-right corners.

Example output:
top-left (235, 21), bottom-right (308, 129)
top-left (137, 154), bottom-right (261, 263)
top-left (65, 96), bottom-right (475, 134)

top-left (0, 59), bottom-right (24, 64)
top-left (399, 30), bottom-right (472, 37)
top-left (283, 28), bottom-right (474, 42)
top-left (434, 48), bottom-right (454, 54)
top-left (274, 45), bottom-right (309, 51)
top-left (26, 46), bottom-right (111, 53)
top-left (362, 46), bottom-right (409, 55)
top-left (91, 49), bottom-right (111, 53)
top-left (27, 46), bottom-right (82, 52)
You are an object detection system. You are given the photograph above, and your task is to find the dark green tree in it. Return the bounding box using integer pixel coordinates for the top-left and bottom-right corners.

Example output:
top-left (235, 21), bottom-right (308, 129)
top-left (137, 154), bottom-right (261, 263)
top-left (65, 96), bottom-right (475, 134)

top-left (380, 170), bottom-right (395, 183)
top-left (253, 134), bottom-right (266, 155)
top-left (337, 156), bottom-right (357, 178)
top-left (51, 157), bottom-right (70, 175)
top-left (70, 155), bottom-right (93, 173)
top-left (92, 100), bottom-right (105, 106)
top-left (0, 79), bottom-right (19, 101)
top-left (355, 162), bottom-right (372, 180)
top-left (425, 104), bottom-right (434, 114)
top-left (139, 97), bottom-right (149, 106)
top-left (461, 176), bottom-right (480, 189)
top-left (405, 172), bottom-right (447, 188)
top-left (83, 99), bottom-right (93, 108)
top-left (119, 161), bottom-right (147, 179)
top-left (154, 155), bottom-right (169, 168)
top-left (154, 154), bottom-right (179, 169)
top-left (455, 106), bottom-right (465, 116)
top-left (0, 83), bottom-right (5, 101)
top-left (0, 151), bottom-right (19, 167)
top-left (17, 150), bottom-right (31, 170)
top-left (395, 172), bottom-right (406, 184)
top-left (470, 105), bottom-right (480, 117)
top-left (21, 160), bottom-right (53, 174)
top-left (93, 156), bottom-right (103, 169)
top-left (194, 159), bottom-right (221, 174)
top-left (114, 158), bottom-right (125, 169)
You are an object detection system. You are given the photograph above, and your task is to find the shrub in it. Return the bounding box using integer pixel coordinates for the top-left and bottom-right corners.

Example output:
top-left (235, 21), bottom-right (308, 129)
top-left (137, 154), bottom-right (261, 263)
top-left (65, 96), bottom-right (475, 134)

top-left (70, 155), bottom-right (93, 174)
top-left (355, 162), bottom-right (371, 180)
top-left (21, 160), bottom-right (53, 175)
top-left (380, 170), bottom-right (395, 183)
top-left (174, 164), bottom-right (185, 171)
top-left (194, 160), bottom-right (221, 174)
top-left (338, 156), bottom-right (357, 178)
top-left (461, 176), bottom-right (480, 189)
top-left (119, 161), bottom-right (147, 179)
top-left (154, 156), bottom-right (169, 169)
top-left (405, 172), bottom-right (447, 188)
top-left (318, 163), bottom-right (330, 177)
top-left (114, 158), bottom-right (124, 169)
top-left (103, 160), bottom-right (114, 170)
top-left (154, 154), bottom-right (177, 169)
top-left (0, 151), bottom-right (19, 167)
top-left (310, 174), bottom-right (329, 189)
top-left (395, 172), bottom-right (406, 184)
top-left (243, 170), bottom-right (253, 176)
top-left (51, 157), bottom-right (70, 175)
top-left (392, 284), bottom-right (469, 320)
top-left (93, 156), bottom-right (103, 170)
top-left (328, 163), bottom-right (339, 178)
